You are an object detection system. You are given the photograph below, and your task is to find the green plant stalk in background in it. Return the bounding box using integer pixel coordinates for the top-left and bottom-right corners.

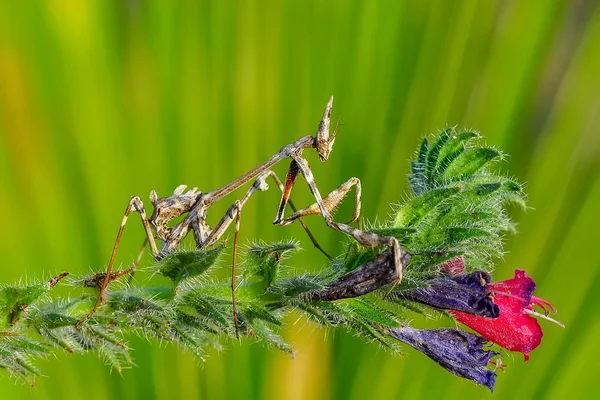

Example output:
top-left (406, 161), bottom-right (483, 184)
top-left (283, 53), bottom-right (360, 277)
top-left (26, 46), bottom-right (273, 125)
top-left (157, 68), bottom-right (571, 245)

top-left (1, 128), bottom-right (558, 392)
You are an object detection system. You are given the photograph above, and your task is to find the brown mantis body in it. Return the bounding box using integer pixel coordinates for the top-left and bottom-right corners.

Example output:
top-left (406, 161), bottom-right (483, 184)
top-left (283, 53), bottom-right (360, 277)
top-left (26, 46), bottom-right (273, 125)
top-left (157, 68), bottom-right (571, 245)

top-left (76, 97), bottom-right (407, 337)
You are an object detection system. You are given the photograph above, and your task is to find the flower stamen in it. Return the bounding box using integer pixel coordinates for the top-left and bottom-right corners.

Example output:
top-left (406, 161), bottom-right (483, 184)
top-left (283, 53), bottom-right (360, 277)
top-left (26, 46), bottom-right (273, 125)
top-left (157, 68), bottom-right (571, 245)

top-left (524, 308), bottom-right (565, 328)
top-left (489, 357), bottom-right (506, 372)
top-left (531, 295), bottom-right (557, 315)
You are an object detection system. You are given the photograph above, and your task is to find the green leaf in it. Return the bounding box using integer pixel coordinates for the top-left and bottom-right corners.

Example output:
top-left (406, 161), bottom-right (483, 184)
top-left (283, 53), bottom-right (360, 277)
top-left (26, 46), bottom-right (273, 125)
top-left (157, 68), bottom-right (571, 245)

top-left (245, 241), bottom-right (300, 291)
top-left (443, 227), bottom-right (491, 246)
top-left (434, 130), bottom-right (480, 179)
top-left (156, 247), bottom-right (223, 285)
top-left (296, 303), bottom-right (333, 326)
top-left (302, 301), bottom-right (346, 325)
top-left (388, 298), bottom-right (429, 315)
top-left (243, 305), bottom-right (282, 326)
top-left (410, 138), bottom-right (430, 195)
top-left (439, 147), bottom-right (502, 181)
top-left (169, 324), bottom-right (205, 360)
top-left (29, 311), bottom-right (78, 330)
top-left (0, 350), bottom-right (40, 381)
top-left (331, 301), bottom-right (403, 352)
top-left (141, 314), bottom-right (173, 340)
top-left (419, 226), bottom-right (491, 253)
top-left (416, 137), bottom-right (430, 165)
top-left (250, 320), bottom-right (293, 356)
top-left (345, 299), bottom-right (399, 328)
top-left (0, 283), bottom-right (49, 328)
top-left (99, 346), bottom-right (131, 375)
top-left (500, 180), bottom-right (527, 209)
top-left (425, 128), bottom-right (453, 185)
top-left (39, 329), bottom-right (77, 353)
top-left (393, 187), bottom-right (461, 227)
top-left (109, 291), bottom-right (166, 313)
top-left (0, 336), bottom-right (48, 381)
top-left (267, 275), bottom-right (325, 300)
top-left (341, 242), bottom-right (378, 273)
top-left (86, 326), bottom-right (127, 349)
top-left (473, 182), bottom-right (502, 196)
top-left (5, 338), bottom-right (48, 354)
top-left (180, 294), bottom-right (229, 327)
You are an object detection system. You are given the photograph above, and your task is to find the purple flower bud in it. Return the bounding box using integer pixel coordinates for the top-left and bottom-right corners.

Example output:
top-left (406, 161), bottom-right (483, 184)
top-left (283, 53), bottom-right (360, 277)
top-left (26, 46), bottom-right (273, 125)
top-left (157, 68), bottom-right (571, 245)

top-left (398, 271), bottom-right (499, 318)
top-left (386, 326), bottom-right (496, 391)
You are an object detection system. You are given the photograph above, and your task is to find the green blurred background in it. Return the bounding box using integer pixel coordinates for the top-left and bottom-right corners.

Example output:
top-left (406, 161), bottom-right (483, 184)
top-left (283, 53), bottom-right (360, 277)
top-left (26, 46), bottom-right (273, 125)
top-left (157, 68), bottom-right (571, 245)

top-left (1, 0), bottom-right (599, 398)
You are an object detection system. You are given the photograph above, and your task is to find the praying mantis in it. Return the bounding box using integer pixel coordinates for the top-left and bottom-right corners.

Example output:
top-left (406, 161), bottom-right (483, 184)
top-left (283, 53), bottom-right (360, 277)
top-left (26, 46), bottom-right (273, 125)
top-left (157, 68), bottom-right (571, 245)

top-left (76, 97), bottom-right (407, 337)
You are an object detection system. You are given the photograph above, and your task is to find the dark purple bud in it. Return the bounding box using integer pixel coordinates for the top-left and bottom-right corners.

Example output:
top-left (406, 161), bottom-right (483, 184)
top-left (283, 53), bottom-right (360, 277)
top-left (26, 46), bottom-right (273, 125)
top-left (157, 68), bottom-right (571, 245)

top-left (398, 271), bottom-right (499, 318)
top-left (386, 326), bottom-right (496, 392)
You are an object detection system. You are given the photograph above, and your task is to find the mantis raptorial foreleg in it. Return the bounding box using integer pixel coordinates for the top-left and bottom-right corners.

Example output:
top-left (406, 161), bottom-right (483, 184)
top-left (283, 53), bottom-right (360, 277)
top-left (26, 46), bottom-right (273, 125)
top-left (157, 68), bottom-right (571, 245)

top-left (276, 176), bottom-right (362, 225)
top-left (273, 154), bottom-right (406, 286)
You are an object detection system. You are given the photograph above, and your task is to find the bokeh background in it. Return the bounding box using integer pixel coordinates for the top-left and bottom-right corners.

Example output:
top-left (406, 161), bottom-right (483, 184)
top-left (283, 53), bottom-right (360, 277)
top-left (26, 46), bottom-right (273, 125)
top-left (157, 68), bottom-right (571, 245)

top-left (1, 0), bottom-right (599, 399)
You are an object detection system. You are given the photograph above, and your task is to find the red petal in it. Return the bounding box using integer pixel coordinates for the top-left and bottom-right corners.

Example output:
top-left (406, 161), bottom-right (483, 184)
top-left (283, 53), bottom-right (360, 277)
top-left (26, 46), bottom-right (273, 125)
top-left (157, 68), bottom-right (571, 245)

top-left (490, 269), bottom-right (535, 308)
top-left (450, 270), bottom-right (543, 361)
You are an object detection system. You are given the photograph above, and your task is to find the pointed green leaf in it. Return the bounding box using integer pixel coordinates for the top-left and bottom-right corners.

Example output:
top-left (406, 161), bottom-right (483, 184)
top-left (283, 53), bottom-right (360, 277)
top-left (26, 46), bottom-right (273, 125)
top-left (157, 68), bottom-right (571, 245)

top-left (108, 291), bottom-right (166, 313)
top-left (244, 241), bottom-right (299, 291)
top-left (0, 283), bottom-right (48, 327)
top-left (157, 247), bottom-right (223, 285)
top-left (410, 138), bottom-right (430, 195)
top-left (403, 252), bottom-right (465, 277)
top-left (86, 326), bottom-right (127, 349)
top-left (503, 180), bottom-right (522, 192)
top-left (434, 130), bottom-right (480, 179)
top-left (31, 311), bottom-right (79, 329)
top-left (417, 137), bottom-right (430, 165)
top-left (500, 180), bottom-right (527, 209)
top-left (6, 338), bottom-right (48, 354)
top-left (141, 314), bottom-right (173, 340)
top-left (461, 178), bottom-right (526, 208)
top-left (342, 242), bottom-right (378, 273)
top-left (439, 147), bottom-right (502, 181)
top-left (243, 305), bottom-right (282, 326)
top-left (250, 320), bottom-right (293, 356)
top-left (296, 303), bottom-right (333, 326)
top-left (333, 302), bottom-right (402, 351)
top-left (99, 345), bottom-right (131, 374)
top-left (388, 298), bottom-right (428, 315)
top-left (0, 350), bottom-right (40, 379)
top-left (393, 187), bottom-right (461, 227)
top-left (181, 294), bottom-right (229, 327)
top-left (267, 275), bottom-right (325, 299)
top-left (429, 227), bottom-right (491, 249)
top-left (345, 299), bottom-right (399, 328)
top-left (425, 128), bottom-right (453, 185)
top-left (473, 182), bottom-right (502, 196)
top-left (38, 328), bottom-right (77, 353)
top-left (170, 324), bottom-right (205, 359)
top-left (246, 252), bottom-right (279, 289)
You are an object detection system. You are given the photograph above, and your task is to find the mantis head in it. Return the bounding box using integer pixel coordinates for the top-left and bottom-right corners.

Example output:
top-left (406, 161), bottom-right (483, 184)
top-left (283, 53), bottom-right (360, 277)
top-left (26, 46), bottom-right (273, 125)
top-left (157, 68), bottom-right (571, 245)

top-left (315, 96), bottom-right (338, 162)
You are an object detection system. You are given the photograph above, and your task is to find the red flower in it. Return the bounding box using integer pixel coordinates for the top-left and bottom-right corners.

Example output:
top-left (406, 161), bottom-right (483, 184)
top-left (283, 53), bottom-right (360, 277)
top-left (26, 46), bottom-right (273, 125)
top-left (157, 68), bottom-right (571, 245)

top-left (450, 269), bottom-right (563, 361)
